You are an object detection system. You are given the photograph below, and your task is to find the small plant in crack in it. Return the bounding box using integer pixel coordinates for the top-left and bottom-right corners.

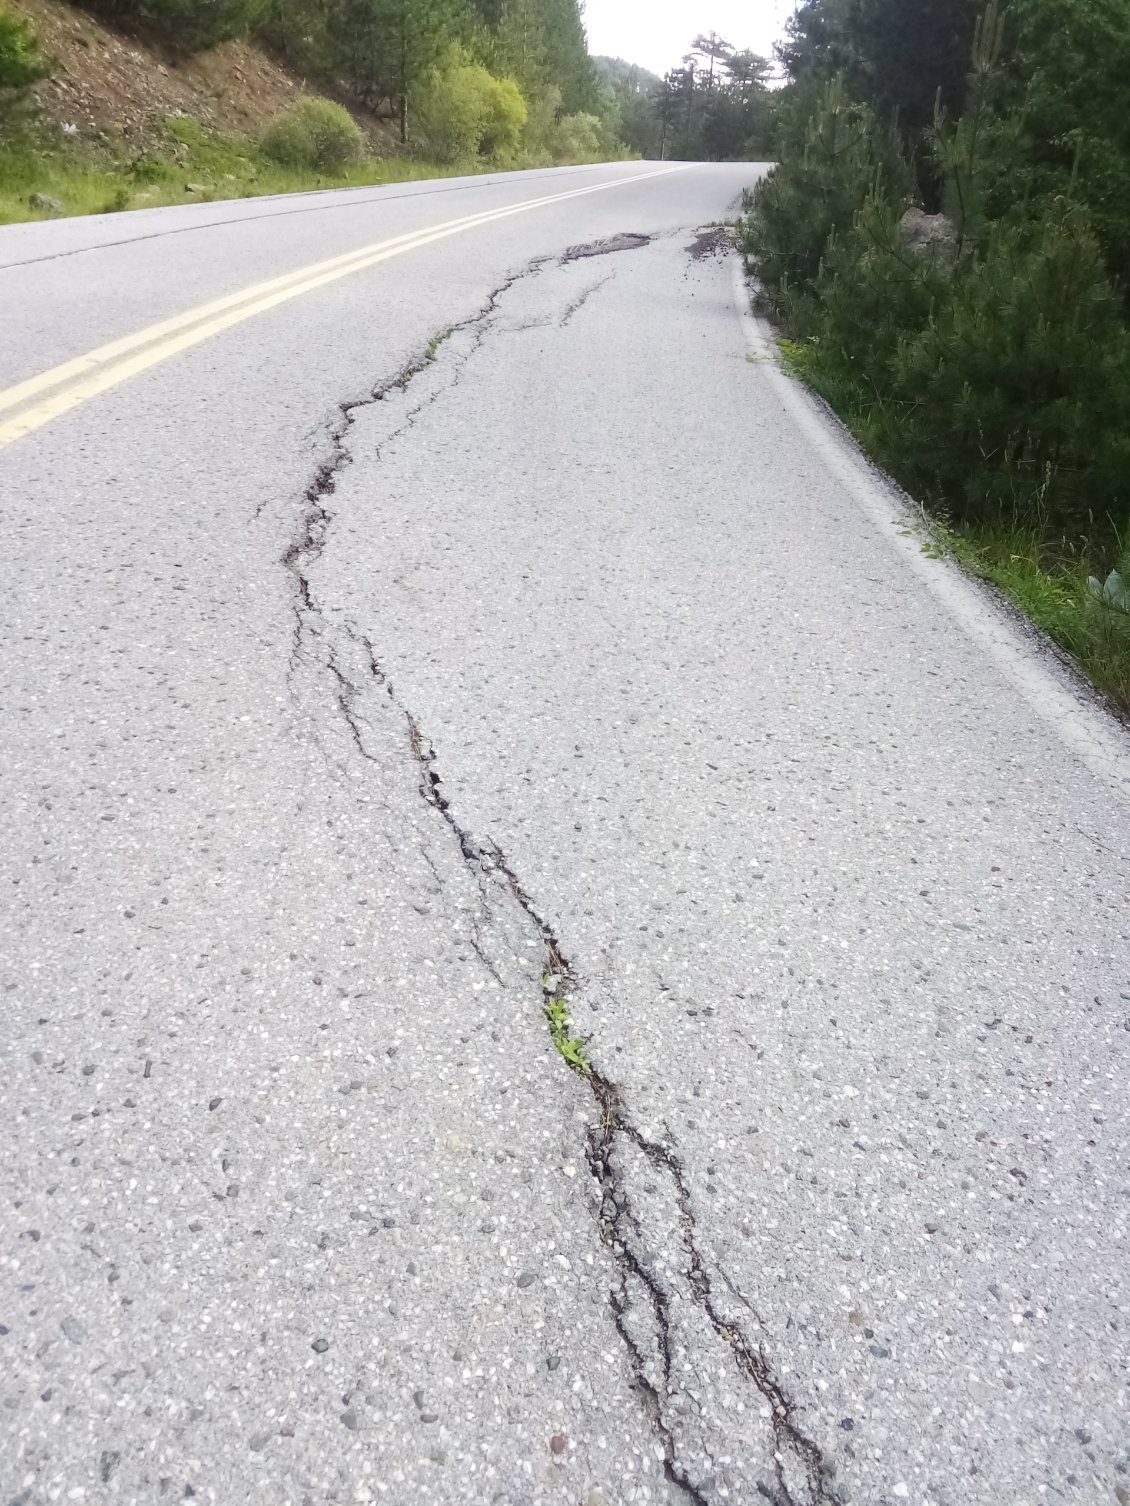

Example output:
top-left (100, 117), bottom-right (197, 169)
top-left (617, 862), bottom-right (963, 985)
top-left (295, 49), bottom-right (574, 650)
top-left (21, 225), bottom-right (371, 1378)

top-left (425, 325), bottom-right (455, 362)
top-left (544, 994), bottom-right (590, 1075)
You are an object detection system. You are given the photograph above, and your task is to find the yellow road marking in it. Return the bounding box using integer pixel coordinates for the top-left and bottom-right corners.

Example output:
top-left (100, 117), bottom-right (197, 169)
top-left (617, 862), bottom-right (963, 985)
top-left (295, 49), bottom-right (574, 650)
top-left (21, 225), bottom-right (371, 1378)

top-left (0, 167), bottom-right (689, 450)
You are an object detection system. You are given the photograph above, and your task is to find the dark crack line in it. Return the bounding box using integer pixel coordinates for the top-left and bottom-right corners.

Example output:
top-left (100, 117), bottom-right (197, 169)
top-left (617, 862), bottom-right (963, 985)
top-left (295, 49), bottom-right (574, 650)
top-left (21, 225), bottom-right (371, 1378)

top-left (326, 651), bottom-right (375, 764)
top-left (418, 843), bottom-right (446, 894)
top-left (280, 254), bottom-right (551, 751)
top-left (560, 271), bottom-right (616, 327)
top-left (324, 641), bottom-right (709, 1506)
top-left (715, 1260), bottom-right (769, 1332)
top-left (349, 656), bottom-right (841, 1506)
top-left (279, 259), bottom-right (550, 961)
top-left (279, 254), bottom-right (839, 1506)
top-left (587, 1079), bottom-right (840, 1506)
top-left (468, 925), bottom-right (506, 988)
top-left (281, 254), bottom-right (550, 633)
top-left (608, 1261), bottom-right (710, 1506)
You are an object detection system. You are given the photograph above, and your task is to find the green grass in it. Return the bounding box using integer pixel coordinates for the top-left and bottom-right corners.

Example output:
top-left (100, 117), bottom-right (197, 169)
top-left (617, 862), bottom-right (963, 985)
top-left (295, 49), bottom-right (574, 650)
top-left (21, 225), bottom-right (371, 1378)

top-left (941, 525), bottom-right (1130, 713)
top-left (774, 332), bottom-right (1130, 718)
top-left (0, 114), bottom-right (531, 226)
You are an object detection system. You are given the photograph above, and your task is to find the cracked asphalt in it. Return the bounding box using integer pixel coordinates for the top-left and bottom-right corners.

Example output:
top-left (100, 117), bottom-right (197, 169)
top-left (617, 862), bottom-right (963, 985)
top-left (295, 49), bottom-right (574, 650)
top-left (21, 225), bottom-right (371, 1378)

top-left (2, 162), bottom-right (1129, 1506)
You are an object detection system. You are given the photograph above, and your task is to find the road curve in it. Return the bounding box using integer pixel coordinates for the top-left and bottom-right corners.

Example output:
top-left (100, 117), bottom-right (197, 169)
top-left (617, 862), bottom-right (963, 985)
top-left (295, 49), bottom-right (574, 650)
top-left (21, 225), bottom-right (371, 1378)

top-left (1, 162), bottom-right (1129, 1506)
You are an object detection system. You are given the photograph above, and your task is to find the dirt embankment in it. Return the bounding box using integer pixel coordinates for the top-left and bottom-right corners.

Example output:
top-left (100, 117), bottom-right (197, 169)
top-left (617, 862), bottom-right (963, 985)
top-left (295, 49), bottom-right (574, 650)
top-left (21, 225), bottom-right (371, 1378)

top-left (9, 0), bottom-right (391, 150)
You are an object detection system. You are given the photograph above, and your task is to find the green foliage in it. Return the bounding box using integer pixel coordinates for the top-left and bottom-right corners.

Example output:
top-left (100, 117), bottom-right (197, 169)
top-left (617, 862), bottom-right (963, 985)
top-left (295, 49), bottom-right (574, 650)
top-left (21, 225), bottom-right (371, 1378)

top-left (1, 0), bottom-right (626, 221)
top-left (259, 0), bottom-right (597, 150)
top-left (947, 525), bottom-right (1130, 712)
top-left (78, 0), bottom-right (269, 51)
top-left (519, 80), bottom-right (562, 162)
top-left (743, 79), bottom-right (910, 329)
top-left (72, 0), bottom-right (603, 155)
top-left (610, 86), bottom-right (663, 159)
top-left (488, 0), bottom-right (595, 114)
top-left (260, 96), bottom-right (365, 170)
top-left (323, 0), bottom-right (462, 139)
top-left (974, 0), bottom-right (1130, 293)
top-left (779, 0), bottom-right (982, 128)
top-left (588, 37), bottom-right (779, 163)
top-left (0, 115), bottom-right (513, 227)
top-left (590, 57), bottom-right (664, 159)
top-left (551, 111), bottom-right (602, 164)
top-left (254, 0), bottom-right (335, 74)
top-left (658, 38), bottom-right (776, 162)
top-left (0, 6), bottom-right (47, 98)
top-left (814, 189), bottom-right (951, 372)
top-left (0, 4), bottom-right (616, 227)
top-left (749, 113), bottom-right (1130, 541)
top-left (544, 996), bottom-right (589, 1075)
top-left (418, 47), bottom-right (527, 162)
top-left (892, 210), bottom-right (1130, 532)
top-left (592, 56), bottom-right (663, 94)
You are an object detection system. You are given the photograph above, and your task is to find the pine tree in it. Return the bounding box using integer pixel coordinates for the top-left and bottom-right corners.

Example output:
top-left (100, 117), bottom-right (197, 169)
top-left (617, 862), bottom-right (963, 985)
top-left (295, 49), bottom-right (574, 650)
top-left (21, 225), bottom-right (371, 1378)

top-left (324, 0), bottom-right (462, 141)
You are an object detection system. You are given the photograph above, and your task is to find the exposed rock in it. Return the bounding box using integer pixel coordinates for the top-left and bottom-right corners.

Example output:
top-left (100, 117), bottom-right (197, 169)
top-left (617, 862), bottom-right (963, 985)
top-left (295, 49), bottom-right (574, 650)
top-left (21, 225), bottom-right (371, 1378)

top-left (28, 192), bottom-right (65, 215)
top-left (899, 206), bottom-right (956, 254)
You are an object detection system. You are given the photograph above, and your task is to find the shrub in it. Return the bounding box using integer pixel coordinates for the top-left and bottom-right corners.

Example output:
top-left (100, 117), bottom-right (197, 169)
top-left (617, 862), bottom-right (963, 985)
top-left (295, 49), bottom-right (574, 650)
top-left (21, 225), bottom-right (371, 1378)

top-left (891, 209), bottom-right (1130, 534)
top-left (814, 190), bottom-right (951, 376)
top-left (743, 78), bottom-right (911, 332)
top-left (479, 74), bottom-right (526, 159)
top-left (0, 6), bottom-right (47, 99)
top-left (552, 111), bottom-right (603, 163)
top-left (261, 97), bottom-right (365, 172)
top-left (418, 52), bottom-right (527, 163)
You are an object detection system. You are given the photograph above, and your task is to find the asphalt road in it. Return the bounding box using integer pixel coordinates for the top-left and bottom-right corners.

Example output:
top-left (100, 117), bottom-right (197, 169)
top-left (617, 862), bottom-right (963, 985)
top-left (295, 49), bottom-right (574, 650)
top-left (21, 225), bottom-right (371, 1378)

top-left (1, 162), bottom-right (1128, 1506)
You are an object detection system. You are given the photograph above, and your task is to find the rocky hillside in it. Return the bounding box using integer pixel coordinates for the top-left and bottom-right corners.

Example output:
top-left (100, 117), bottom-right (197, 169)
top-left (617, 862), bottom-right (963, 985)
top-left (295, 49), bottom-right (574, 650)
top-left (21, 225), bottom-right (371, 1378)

top-left (9, 0), bottom-right (390, 151)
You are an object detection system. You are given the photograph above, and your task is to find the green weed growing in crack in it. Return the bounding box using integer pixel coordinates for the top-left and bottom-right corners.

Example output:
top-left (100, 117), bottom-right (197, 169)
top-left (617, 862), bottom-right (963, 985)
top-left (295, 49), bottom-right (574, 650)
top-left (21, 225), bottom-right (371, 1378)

top-left (425, 326), bottom-right (455, 362)
top-left (544, 994), bottom-right (589, 1075)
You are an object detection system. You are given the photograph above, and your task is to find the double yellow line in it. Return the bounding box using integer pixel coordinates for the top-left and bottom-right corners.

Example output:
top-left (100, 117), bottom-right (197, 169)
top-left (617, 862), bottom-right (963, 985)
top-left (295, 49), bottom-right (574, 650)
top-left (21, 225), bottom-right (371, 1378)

top-left (0, 166), bottom-right (687, 452)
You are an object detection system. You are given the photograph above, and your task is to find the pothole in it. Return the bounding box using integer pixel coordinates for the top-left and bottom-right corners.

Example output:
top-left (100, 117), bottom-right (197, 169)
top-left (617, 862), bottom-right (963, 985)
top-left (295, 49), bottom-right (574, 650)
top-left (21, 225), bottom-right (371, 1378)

top-left (562, 232), bottom-right (651, 261)
top-left (687, 226), bottom-right (734, 261)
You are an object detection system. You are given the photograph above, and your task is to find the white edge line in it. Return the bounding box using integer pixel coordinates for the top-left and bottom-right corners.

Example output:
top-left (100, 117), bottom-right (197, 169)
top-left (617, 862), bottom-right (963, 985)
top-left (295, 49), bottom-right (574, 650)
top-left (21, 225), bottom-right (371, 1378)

top-left (729, 254), bottom-right (1130, 796)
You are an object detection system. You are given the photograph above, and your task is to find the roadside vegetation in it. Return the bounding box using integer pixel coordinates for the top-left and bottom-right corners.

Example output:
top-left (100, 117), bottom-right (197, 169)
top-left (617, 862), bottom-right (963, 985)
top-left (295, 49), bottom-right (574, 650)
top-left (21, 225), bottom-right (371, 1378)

top-left (0, 108), bottom-right (488, 222)
top-left (742, 0), bottom-right (1130, 714)
top-left (0, 0), bottom-right (629, 224)
top-left (595, 35), bottom-right (777, 161)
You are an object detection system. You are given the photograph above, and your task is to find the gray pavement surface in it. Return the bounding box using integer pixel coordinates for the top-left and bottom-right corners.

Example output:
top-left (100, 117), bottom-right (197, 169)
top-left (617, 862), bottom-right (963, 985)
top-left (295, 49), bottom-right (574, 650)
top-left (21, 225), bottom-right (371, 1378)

top-left (1, 162), bottom-right (1129, 1506)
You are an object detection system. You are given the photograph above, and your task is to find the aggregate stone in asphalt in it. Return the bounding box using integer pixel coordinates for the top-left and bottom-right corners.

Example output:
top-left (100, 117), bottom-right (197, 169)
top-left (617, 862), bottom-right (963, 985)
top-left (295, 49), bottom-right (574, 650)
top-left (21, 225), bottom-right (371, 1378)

top-left (1, 162), bottom-right (1128, 1506)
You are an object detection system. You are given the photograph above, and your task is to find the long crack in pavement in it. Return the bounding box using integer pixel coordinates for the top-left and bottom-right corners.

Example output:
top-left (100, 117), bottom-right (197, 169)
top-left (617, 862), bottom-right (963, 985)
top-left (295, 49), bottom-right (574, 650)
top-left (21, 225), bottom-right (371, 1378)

top-left (278, 255), bottom-right (842, 1506)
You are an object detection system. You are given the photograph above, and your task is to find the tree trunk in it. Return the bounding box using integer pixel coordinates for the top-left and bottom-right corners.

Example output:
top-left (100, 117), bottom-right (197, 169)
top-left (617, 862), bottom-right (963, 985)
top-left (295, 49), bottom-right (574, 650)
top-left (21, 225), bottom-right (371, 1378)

top-left (398, 10), bottom-right (408, 145)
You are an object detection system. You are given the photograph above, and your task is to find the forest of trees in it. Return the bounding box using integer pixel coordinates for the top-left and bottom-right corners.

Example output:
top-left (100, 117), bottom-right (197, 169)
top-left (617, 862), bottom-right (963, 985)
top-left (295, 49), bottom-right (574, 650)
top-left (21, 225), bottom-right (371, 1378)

top-left (744, 0), bottom-right (1130, 708)
top-left (596, 34), bottom-right (776, 161)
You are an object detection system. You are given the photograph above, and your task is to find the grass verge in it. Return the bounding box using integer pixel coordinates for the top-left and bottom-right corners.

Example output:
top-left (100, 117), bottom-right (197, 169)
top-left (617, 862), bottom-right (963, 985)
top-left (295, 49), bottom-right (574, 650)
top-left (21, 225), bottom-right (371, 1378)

top-left (0, 113), bottom-right (569, 226)
top-left (941, 526), bottom-right (1130, 714)
top-left (776, 336), bottom-right (1130, 718)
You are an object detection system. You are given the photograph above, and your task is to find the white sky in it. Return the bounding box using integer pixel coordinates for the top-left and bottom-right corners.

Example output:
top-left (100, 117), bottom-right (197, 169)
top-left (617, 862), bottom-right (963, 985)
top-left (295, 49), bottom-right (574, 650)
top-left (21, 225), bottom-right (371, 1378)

top-left (583, 0), bottom-right (796, 77)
